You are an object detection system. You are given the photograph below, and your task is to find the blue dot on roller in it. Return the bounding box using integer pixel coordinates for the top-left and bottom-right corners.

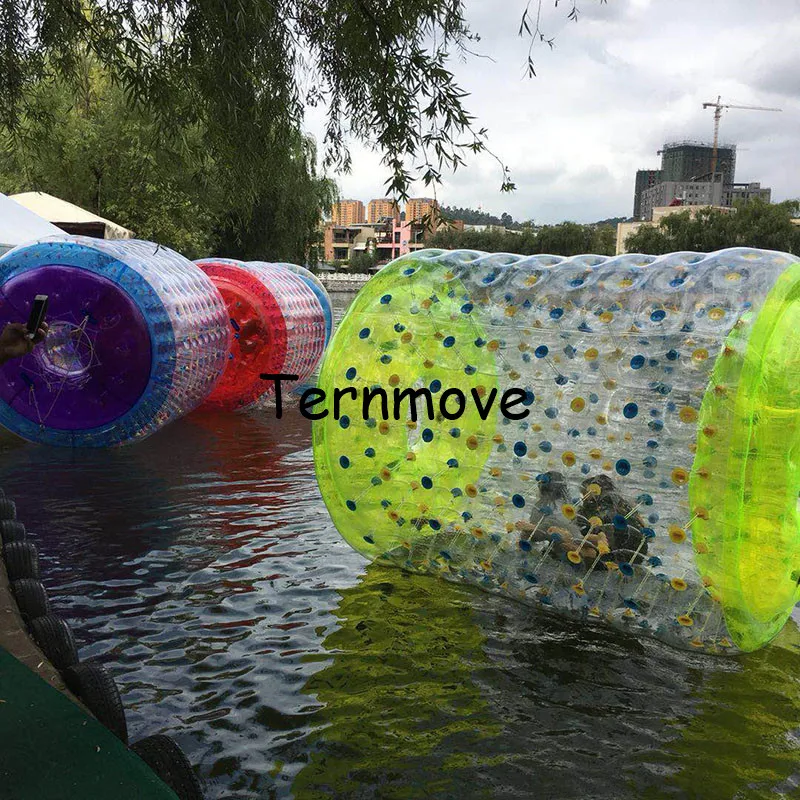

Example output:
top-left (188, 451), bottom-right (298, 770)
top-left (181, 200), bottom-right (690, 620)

top-left (443, 336), bottom-right (455, 348)
top-left (359, 328), bottom-right (370, 339)
top-left (616, 459), bottom-right (631, 476)
top-left (648, 556), bottom-right (662, 567)
top-left (535, 345), bottom-right (549, 359)
top-left (339, 416), bottom-right (350, 429)
top-left (394, 323), bottom-right (405, 332)
top-left (512, 494), bottom-right (525, 508)
top-left (380, 294), bottom-right (392, 304)
top-left (589, 393), bottom-right (599, 404)
top-left (422, 428), bottom-right (434, 442)
top-left (613, 514), bottom-right (628, 531)
top-left (649, 420), bottom-right (664, 432)
top-left (642, 528), bottom-right (656, 539)
top-left (339, 456), bottom-right (350, 469)
top-left (380, 355), bottom-right (392, 364)
top-left (461, 302), bottom-right (474, 313)
top-left (474, 337), bottom-right (486, 347)
top-left (449, 428), bottom-right (461, 438)
top-left (555, 375), bottom-right (568, 386)
top-left (550, 308), bottom-right (564, 320)
top-left (540, 441), bottom-right (553, 453)
top-left (519, 541), bottom-right (532, 553)
top-left (363, 534), bottom-right (374, 544)
top-left (514, 441), bottom-right (528, 457)
top-left (451, 487), bottom-right (463, 497)
top-left (464, 365), bottom-right (476, 375)
top-left (421, 476), bottom-right (433, 489)
top-left (403, 268), bottom-right (416, 276)
top-left (650, 309), bottom-right (666, 322)
top-left (620, 562), bottom-right (634, 577)
top-left (345, 367), bottom-right (357, 380)
top-left (429, 519), bottom-right (441, 531)
top-left (623, 402), bottom-right (639, 419)
top-left (365, 418), bottom-right (376, 429)
top-left (545, 407), bottom-right (558, 419)
top-left (371, 476), bottom-right (382, 486)
top-left (666, 349), bottom-right (679, 361)
top-left (364, 447), bottom-right (375, 458)
top-left (447, 458), bottom-right (459, 468)
top-left (630, 355), bottom-right (645, 369)
top-left (523, 390), bottom-right (535, 406)
top-left (346, 500), bottom-right (357, 511)
top-left (430, 379), bottom-right (442, 393)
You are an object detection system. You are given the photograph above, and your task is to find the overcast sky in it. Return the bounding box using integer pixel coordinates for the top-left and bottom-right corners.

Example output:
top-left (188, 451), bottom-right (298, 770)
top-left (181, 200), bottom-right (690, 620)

top-left (303, 0), bottom-right (800, 224)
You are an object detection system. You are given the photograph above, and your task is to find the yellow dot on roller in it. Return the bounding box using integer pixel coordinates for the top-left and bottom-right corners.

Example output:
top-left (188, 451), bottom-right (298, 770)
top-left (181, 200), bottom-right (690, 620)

top-left (405, 420), bottom-right (417, 430)
top-left (703, 425), bottom-right (717, 438)
top-left (567, 551), bottom-right (582, 564)
top-left (406, 451), bottom-right (416, 461)
top-left (619, 278), bottom-right (633, 288)
top-left (380, 468), bottom-right (392, 480)
top-left (584, 347), bottom-right (599, 361)
top-left (589, 516), bottom-right (603, 529)
top-left (668, 525), bottom-right (686, 543)
top-left (509, 370), bottom-right (521, 380)
top-left (572, 582), bottom-right (585, 596)
top-left (694, 506), bottom-right (710, 520)
top-left (505, 306), bottom-right (517, 317)
top-left (465, 484), bottom-right (478, 497)
top-left (671, 467), bottom-right (689, 486)
top-left (562, 504), bottom-right (577, 520)
top-left (532, 423), bottom-right (542, 432)
top-left (603, 379), bottom-right (617, 390)
top-left (679, 406), bottom-right (698, 423)
top-left (505, 522), bottom-right (516, 533)
top-left (489, 467), bottom-right (502, 477)
top-left (418, 503), bottom-right (429, 513)
top-left (725, 272), bottom-right (741, 282)
top-left (708, 307), bottom-right (726, 321)
top-left (379, 422), bottom-right (390, 435)
top-left (388, 374), bottom-right (400, 386)
top-left (677, 614), bottom-right (694, 626)
top-left (695, 542), bottom-right (709, 554)
top-left (599, 311), bottom-right (614, 323)
top-left (388, 510), bottom-right (399, 521)
top-left (487, 340), bottom-right (500, 351)
top-left (525, 275), bottom-right (539, 286)
top-left (596, 414), bottom-right (608, 426)
top-left (571, 397), bottom-right (586, 413)
top-left (587, 483), bottom-right (602, 496)
top-left (494, 496), bottom-right (505, 506)
top-left (474, 385), bottom-right (487, 397)
top-left (401, 332), bottom-right (413, 343)
top-left (421, 299), bottom-right (432, 310)
top-left (605, 561), bottom-right (619, 572)
top-left (472, 527), bottom-right (485, 538)
top-left (671, 578), bottom-right (688, 591)
top-left (423, 359), bottom-right (434, 369)
top-left (562, 451), bottom-right (576, 467)
top-left (493, 434), bottom-right (504, 444)
top-left (589, 449), bottom-right (603, 460)
top-left (602, 461), bottom-right (613, 471)
top-left (466, 435), bottom-right (479, 450)
top-left (692, 348), bottom-right (709, 362)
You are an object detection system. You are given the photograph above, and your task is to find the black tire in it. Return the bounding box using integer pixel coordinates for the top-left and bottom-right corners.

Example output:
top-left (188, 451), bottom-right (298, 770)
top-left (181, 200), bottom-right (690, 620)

top-left (29, 614), bottom-right (79, 671)
top-left (64, 661), bottom-right (128, 744)
top-left (0, 498), bottom-right (16, 521)
top-left (0, 520), bottom-right (25, 545)
top-left (11, 578), bottom-right (50, 622)
top-left (130, 735), bottom-right (204, 800)
top-left (3, 541), bottom-right (39, 580)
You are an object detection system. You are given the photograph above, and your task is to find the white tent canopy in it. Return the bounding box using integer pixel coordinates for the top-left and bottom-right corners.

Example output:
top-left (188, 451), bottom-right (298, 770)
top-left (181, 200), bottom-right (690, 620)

top-left (9, 192), bottom-right (133, 240)
top-left (0, 192), bottom-right (63, 253)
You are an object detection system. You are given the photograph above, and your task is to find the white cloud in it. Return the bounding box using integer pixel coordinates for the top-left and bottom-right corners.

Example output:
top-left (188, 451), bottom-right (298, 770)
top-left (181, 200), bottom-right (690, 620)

top-left (304, 0), bottom-right (800, 223)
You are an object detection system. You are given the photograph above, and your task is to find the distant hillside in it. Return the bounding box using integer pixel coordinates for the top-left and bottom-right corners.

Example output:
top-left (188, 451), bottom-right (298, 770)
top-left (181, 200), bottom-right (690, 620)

top-left (442, 206), bottom-right (630, 230)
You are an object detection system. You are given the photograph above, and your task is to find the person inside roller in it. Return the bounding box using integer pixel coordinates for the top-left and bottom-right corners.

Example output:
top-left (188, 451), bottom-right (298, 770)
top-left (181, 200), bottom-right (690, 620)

top-left (516, 471), bottom-right (648, 568)
top-left (0, 322), bottom-right (48, 365)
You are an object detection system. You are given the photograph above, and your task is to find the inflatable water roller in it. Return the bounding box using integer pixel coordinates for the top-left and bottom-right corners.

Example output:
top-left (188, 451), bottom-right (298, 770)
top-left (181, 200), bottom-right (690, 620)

top-left (0, 236), bottom-right (229, 446)
top-left (195, 259), bottom-right (327, 410)
top-left (269, 262), bottom-right (334, 346)
top-left (313, 247), bottom-right (800, 654)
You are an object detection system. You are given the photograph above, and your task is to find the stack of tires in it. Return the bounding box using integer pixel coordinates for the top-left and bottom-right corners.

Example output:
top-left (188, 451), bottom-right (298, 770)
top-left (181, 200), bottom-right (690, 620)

top-left (0, 493), bottom-right (204, 800)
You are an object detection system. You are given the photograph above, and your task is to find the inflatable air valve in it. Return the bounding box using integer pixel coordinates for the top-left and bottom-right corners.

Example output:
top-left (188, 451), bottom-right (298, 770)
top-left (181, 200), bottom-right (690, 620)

top-left (0, 236), bottom-right (229, 447)
top-left (195, 259), bottom-right (327, 410)
top-left (313, 247), bottom-right (800, 654)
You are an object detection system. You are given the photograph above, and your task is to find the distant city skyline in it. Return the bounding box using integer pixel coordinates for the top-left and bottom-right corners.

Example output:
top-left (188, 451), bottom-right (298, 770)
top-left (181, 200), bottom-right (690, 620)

top-left (304, 1), bottom-right (798, 224)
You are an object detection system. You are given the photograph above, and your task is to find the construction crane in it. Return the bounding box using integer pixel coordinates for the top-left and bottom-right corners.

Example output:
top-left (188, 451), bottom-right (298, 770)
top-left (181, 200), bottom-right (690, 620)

top-left (702, 96), bottom-right (781, 179)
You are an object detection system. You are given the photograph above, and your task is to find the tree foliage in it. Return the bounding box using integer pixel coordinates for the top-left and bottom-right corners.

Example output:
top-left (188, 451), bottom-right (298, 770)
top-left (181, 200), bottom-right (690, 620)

top-left (624, 201), bottom-right (800, 255)
top-left (428, 221), bottom-right (616, 256)
top-left (0, 60), bottom-right (336, 261)
top-left (0, 1), bottom-right (600, 204)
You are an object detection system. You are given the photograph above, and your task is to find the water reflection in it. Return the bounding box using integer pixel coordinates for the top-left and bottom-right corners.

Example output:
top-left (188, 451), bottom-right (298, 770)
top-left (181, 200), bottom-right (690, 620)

top-left (0, 401), bottom-right (798, 798)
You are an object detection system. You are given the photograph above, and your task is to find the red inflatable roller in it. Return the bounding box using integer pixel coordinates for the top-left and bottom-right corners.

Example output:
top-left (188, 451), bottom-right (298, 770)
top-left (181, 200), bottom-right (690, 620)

top-left (194, 258), bottom-right (326, 410)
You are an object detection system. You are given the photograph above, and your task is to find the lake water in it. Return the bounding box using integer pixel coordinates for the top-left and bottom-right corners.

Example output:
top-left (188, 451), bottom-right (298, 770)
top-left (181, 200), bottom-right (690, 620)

top-left (3, 287), bottom-right (800, 799)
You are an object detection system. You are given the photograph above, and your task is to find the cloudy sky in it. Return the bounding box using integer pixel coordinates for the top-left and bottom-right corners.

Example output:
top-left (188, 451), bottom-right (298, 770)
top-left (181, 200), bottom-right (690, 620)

top-left (303, 0), bottom-right (800, 224)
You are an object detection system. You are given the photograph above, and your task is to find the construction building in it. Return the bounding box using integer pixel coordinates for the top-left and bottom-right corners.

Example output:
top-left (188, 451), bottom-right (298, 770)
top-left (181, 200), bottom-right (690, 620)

top-left (331, 199), bottom-right (365, 226)
top-left (367, 198), bottom-right (400, 223)
top-left (723, 182), bottom-right (771, 206)
top-left (633, 169), bottom-right (662, 219)
top-left (659, 141), bottom-right (737, 185)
